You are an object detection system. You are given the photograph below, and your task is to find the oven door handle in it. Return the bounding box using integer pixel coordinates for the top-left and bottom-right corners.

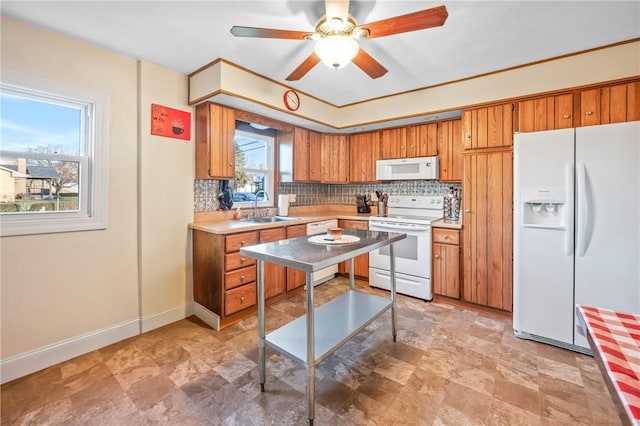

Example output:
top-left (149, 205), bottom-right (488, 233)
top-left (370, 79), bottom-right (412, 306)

top-left (370, 223), bottom-right (430, 232)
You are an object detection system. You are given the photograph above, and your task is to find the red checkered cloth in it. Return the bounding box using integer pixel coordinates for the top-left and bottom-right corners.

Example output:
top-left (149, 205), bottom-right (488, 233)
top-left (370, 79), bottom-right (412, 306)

top-left (576, 305), bottom-right (640, 425)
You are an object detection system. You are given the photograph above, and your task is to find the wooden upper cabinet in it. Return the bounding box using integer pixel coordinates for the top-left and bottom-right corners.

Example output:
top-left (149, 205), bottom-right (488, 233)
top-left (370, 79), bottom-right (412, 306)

top-left (293, 127), bottom-right (310, 181)
top-left (463, 103), bottom-right (514, 150)
top-left (292, 127), bottom-right (322, 182)
top-left (308, 131), bottom-right (322, 182)
top-left (349, 131), bottom-right (381, 182)
top-left (580, 81), bottom-right (640, 126)
top-left (518, 93), bottom-right (574, 132)
top-left (195, 102), bottom-right (236, 179)
top-left (321, 134), bottom-right (349, 183)
top-left (408, 123), bottom-right (439, 157)
top-left (438, 119), bottom-right (463, 182)
top-left (381, 127), bottom-right (407, 159)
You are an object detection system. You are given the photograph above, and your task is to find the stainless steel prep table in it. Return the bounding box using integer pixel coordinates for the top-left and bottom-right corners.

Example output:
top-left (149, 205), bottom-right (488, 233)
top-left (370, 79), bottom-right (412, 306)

top-left (240, 228), bottom-right (405, 425)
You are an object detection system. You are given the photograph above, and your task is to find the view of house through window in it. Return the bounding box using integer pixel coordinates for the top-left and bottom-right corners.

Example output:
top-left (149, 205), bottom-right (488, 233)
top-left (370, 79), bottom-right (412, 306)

top-left (233, 128), bottom-right (274, 205)
top-left (1, 90), bottom-right (84, 213)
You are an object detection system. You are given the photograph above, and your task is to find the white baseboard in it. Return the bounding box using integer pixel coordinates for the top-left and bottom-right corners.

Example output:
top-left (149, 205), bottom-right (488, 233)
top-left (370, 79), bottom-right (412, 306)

top-left (0, 318), bottom-right (139, 385)
top-left (193, 302), bottom-right (220, 331)
top-left (141, 303), bottom-right (193, 333)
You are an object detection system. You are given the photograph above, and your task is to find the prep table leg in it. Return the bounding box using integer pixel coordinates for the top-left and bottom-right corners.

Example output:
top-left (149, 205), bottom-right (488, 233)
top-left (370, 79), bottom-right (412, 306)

top-left (258, 260), bottom-right (266, 391)
top-left (306, 271), bottom-right (315, 423)
top-left (349, 258), bottom-right (355, 291)
top-left (389, 244), bottom-right (397, 342)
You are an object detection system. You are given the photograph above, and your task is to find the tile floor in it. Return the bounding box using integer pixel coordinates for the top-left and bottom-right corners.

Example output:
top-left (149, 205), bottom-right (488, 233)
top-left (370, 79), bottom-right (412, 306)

top-left (1, 277), bottom-right (621, 425)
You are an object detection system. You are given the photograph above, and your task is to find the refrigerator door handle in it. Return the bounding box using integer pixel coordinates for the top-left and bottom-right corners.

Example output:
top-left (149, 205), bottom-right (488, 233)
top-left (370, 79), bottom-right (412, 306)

top-left (565, 163), bottom-right (574, 256)
top-left (576, 162), bottom-right (593, 257)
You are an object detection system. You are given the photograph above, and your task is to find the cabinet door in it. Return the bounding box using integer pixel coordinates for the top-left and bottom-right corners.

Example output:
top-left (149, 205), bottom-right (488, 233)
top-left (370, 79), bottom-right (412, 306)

top-left (463, 151), bottom-right (513, 311)
top-left (409, 123), bottom-right (438, 157)
top-left (518, 94), bottom-right (573, 132)
top-left (349, 132), bottom-right (381, 182)
top-left (600, 81), bottom-right (640, 124)
top-left (381, 127), bottom-right (407, 159)
top-left (580, 89), bottom-right (601, 126)
top-left (286, 224), bottom-right (307, 291)
top-left (195, 103), bottom-right (236, 179)
top-left (293, 127), bottom-right (310, 181)
top-left (433, 243), bottom-right (460, 299)
top-left (438, 120), bottom-right (463, 182)
top-left (338, 220), bottom-right (369, 277)
top-left (260, 227), bottom-right (287, 299)
top-left (309, 131), bottom-right (322, 182)
top-left (321, 134), bottom-right (349, 183)
top-left (463, 104), bottom-right (514, 150)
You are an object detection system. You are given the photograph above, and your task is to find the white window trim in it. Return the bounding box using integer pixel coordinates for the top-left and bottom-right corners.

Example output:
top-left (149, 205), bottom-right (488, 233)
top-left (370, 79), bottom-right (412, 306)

top-left (234, 130), bottom-right (275, 209)
top-left (0, 70), bottom-right (109, 237)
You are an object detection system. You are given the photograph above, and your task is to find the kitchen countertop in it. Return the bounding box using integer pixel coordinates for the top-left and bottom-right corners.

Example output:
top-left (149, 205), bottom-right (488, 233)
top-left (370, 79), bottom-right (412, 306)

top-left (189, 208), bottom-right (463, 235)
top-left (189, 211), bottom-right (374, 235)
top-left (431, 218), bottom-right (463, 230)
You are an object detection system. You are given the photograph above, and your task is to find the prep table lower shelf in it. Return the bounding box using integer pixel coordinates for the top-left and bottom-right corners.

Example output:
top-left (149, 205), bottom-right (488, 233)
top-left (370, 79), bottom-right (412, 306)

top-left (266, 290), bottom-right (392, 365)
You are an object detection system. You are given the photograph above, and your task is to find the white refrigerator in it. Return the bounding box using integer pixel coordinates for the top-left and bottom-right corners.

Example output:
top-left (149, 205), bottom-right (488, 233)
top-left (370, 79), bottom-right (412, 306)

top-left (513, 121), bottom-right (640, 353)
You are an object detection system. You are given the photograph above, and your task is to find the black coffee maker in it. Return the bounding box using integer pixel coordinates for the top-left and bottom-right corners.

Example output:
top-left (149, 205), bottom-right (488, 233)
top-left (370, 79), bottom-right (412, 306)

top-left (356, 194), bottom-right (371, 213)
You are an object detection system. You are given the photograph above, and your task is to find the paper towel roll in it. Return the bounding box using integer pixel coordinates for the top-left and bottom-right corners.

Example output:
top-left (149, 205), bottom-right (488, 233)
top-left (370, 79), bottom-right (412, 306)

top-left (278, 194), bottom-right (290, 216)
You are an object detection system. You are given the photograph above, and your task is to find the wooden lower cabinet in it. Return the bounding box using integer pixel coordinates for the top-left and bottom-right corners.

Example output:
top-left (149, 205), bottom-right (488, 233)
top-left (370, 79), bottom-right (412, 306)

top-left (462, 150), bottom-right (513, 312)
top-left (338, 219), bottom-right (369, 278)
top-left (432, 228), bottom-right (462, 299)
top-left (193, 229), bottom-right (259, 328)
top-left (260, 227), bottom-right (287, 299)
top-left (286, 224), bottom-right (308, 291)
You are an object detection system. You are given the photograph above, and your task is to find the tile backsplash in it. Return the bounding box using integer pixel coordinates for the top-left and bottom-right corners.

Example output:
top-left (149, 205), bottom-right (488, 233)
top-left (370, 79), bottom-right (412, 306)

top-left (194, 179), bottom-right (461, 212)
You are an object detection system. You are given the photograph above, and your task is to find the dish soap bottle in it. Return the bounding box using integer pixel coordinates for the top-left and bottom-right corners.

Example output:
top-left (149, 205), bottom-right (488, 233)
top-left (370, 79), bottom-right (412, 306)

top-left (234, 207), bottom-right (242, 220)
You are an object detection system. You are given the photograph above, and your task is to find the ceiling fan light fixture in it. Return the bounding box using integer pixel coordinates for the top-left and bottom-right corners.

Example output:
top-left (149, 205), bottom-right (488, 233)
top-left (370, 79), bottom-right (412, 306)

top-left (314, 35), bottom-right (359, 70)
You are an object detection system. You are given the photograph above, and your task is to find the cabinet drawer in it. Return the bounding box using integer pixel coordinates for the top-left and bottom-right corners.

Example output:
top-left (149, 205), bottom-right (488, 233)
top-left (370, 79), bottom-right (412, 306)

top-left (225, 266), bottom-right (256, 290)
top-left (342, 220), bottom-right (368, 230)
top-left (225, 231), bottom-right (259, 252)
top-left (225, 283), bottom-right (256, 316)
top-left (260, 227), bottom-right (286, 243)
top-left (433, 228), bottom-right (460, 245)
top-left (225, 252), bottom-right (256, 271)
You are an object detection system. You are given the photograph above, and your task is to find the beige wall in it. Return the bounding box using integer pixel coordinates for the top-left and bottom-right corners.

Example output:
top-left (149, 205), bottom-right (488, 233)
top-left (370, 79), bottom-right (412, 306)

top-left (0, 17), bottom-right (193, 381)
top-left (138, 61), bottom-right (194, 330)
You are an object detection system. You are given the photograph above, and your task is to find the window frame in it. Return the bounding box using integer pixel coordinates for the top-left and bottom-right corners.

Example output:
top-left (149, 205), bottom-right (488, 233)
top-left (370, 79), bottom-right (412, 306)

top-left (0, 71), bottom-right (109, 237)
top-left (233, 129), bottom-right (275, 208)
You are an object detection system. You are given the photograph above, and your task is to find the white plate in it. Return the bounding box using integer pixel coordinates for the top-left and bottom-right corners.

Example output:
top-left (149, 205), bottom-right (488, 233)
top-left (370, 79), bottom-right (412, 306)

top-left (307, 235), bottom-right (361, 245)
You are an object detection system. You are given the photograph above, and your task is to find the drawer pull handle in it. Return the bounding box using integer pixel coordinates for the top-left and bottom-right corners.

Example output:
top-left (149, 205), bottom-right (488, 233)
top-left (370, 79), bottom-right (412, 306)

top-left (443, 235), bottom-right (449, 239)
top-left (240, 240), bottom-right (245, 246)
top-left (443, 168), bottom-right (447, 171)
top-left (240, 275), bottom-right (245, 281)
top-left (240, 297), bottom-right (245, 303)
top-left (434, 254), bottom-right (440, 259)
top-left (240, 258), bottom-right (245, 263)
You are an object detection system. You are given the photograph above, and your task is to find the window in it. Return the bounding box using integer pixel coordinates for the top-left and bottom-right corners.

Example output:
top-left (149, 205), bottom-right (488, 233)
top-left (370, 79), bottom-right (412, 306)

top-left (232, 129), bottom-right (274, 207)
top-left (0, 71), bottom-right (108, 236)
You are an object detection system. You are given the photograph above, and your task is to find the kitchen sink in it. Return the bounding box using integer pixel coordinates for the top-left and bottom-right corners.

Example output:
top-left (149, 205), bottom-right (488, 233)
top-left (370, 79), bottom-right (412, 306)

top-left (240, 216), bottom-right (299, 224)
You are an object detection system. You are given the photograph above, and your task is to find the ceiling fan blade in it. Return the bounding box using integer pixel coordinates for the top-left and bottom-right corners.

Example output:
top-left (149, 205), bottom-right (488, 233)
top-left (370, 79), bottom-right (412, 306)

top-left (352, 48), bottom-right (388, 79)
top-left (325, 0), bottom-right (350, 23)
top-left (230, 26), bottom-right (310, 40)
top-left (286, 52), bottom-right (321, 81)
top-left (362, 5), bottom-right (448, 39)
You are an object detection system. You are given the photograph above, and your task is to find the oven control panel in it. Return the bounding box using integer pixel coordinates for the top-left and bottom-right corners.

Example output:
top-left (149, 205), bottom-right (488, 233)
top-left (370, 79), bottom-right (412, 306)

top-left (386, 195), bottom-right (444, 209)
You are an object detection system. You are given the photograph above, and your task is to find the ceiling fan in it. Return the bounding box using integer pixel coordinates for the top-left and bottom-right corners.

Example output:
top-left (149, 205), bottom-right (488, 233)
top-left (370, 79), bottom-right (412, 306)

top-left (230, 0), bottom-right (448, 81)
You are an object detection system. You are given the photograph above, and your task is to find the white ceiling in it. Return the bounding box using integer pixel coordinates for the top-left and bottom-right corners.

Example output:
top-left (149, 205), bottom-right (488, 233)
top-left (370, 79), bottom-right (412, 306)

top-left (2, 1), bottom-right (639, 108)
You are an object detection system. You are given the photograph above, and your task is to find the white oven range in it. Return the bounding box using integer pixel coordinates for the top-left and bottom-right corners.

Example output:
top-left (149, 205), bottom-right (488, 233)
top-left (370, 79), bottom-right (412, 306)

top-left (369, 195), bottom-right (444, 301)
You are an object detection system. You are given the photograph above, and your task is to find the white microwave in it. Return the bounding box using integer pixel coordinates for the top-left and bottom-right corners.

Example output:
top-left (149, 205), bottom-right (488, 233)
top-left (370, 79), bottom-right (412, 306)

top-left (376, 156), bottom-right (439, 180)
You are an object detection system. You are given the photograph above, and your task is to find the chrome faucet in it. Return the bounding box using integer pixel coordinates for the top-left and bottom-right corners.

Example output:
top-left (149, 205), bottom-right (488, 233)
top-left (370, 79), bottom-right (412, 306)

top-left (253, 189), bottom-right (268, 217)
